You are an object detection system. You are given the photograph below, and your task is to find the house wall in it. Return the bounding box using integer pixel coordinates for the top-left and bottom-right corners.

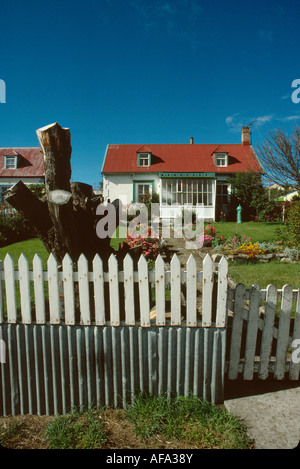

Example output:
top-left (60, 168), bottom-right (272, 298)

top-left (103, 173), bottom-right (232, 222)
top-left (103, 173), bottom-right (160, 204)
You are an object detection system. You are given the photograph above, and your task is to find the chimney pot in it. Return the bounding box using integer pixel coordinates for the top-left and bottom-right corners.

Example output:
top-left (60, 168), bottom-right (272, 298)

top-left (190, 137), bottom-right (194, 144)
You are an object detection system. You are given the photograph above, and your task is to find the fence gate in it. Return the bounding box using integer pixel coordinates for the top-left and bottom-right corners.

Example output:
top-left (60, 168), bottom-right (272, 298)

top-left (0, 253), bottom-right (228, 416)
top-left (226, 284), bottom-right (300, 381)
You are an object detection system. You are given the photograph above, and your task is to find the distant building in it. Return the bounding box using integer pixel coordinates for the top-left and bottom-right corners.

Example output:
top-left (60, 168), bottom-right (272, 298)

top-left (101, 127), bottom-right (262, 221)
top-left (0, 148), bottom-right (44, 205)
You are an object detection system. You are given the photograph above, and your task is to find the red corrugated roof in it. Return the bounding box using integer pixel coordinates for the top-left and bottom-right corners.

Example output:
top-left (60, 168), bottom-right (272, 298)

top-left (0, 147), bottom-right (44, 178)
top-left (102, 143), bottom-right (261, 174)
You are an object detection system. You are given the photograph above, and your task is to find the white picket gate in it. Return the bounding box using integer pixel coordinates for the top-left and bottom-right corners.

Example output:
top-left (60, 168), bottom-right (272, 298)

top-left (227, 284), bottom-right (300, 381)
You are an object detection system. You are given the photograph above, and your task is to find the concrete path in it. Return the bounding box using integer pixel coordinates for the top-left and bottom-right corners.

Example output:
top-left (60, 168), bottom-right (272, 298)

top-left (224, 381), bottom-right (300, 449)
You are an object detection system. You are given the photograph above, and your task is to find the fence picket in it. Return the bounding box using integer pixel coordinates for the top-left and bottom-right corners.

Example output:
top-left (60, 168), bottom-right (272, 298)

top-left (4, 254), bottom-right (17, 323)
top-left (123, 254), bottom-right (135, 325)
top-left (47, 254), bottom-right (61, 324)
top-left (171, 254), bottom-right (181, 326)
top-left (33, 254), bottom-right (46, 324)
top-left (216, 256), bottom-right (228, 328)
top-left (109, 254), bottom-right (120, 326)
top-left (138, 255), bottom-right (150, 327)
top-left (202, 254), bottom-right (213, 327)
top-left (18, 254), bottom-right (32, 324)
top-left (258, 284), bottom-right (277, 379)
top-left (155, 255), bottom-right (166, 326)
top-left (228, 284), bottom-right (246, 380)
top-left (62, 254), bottom-right (75, 325)
top-left (290, 288), bottom-right (300, 380)
top-left (93, 254), bottom-right (106, 325)
top-left (186, 254), bottom-right (197, 326)
top-left (243, 284), bottom-right (261, 380)
top-left (78, 254), bottom-right (91, 325)
top-left (274, 284), bottom-right (293, 379)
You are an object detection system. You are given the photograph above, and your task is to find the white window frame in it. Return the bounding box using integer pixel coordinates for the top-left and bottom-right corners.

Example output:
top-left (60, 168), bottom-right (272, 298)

top-left (138, 153), bottom-right (151, 167)
top-left (215, 153), bottom-right (228, 167)
top-left (4, 156), bottom-right (17, 169)
top-left (161, 178), bottom-right (213, 207)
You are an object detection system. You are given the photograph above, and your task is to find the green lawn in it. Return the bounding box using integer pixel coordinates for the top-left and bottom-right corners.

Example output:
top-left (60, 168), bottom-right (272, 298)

top-left (228, 260), bottom-right (300, 289)
top-left (0, 238), bottom-right (49, 269)
top-left (211, 222), bottom-right (284, 243)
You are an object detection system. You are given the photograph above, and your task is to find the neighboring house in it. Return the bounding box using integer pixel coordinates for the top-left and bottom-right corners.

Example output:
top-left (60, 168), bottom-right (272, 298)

top-left (0, 148), bottom-right (44, 205)
top-left (101, 127), bottom-right (262, 221)
top-left (277, 190), bottom-right (299, 202)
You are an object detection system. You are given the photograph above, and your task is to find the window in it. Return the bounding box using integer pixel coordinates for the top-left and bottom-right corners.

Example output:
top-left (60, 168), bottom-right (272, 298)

top-left (0, 185), bottom-right (11, 205)
top-left (136, 183), bottom-right (152, 202)
top-left (137, 153), bottom-right (151, 167)
top-left (161, 178), bottom-right (213, 206)
top-left (216, 183), bottom-right (229, 204)
top-left (4, 156), bottom-right (17, 169)
top-left (215, 153), bottom-right (228, 167)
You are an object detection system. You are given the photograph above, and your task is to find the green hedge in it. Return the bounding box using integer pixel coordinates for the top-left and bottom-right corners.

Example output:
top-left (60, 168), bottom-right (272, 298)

top-left (0, 212), bottom-right (36, 247)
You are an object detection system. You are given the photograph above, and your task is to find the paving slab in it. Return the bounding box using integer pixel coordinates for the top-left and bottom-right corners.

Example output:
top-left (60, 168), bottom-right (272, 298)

top-left (224, 386), bottom-right (300, 449)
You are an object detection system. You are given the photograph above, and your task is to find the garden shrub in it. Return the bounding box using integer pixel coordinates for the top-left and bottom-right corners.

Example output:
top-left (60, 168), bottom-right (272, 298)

top-left (124, 223), bottom-right (165, 265)
top-left (286, 200), bottom-right (300, 248)
top-left (0, 210), bottom-right (36, 247)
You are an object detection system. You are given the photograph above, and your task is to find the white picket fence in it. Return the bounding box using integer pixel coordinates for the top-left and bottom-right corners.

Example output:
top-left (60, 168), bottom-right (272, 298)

top-left (0, 251), bottom-right (299, 416)
top-left (0, 252), bottom-right (228, 328)
top-left (0, 253), bottom-right (228, 414)
top-left (227, 284), bottom-right (300, 381)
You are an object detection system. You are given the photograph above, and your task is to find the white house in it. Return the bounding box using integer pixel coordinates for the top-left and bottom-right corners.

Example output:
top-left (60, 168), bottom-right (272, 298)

top-left (101, 127), bottom-right (262, 221)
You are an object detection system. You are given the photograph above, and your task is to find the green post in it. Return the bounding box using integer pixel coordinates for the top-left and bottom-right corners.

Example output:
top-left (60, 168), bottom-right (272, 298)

top-left (237, 204), bottom-right (242, 224)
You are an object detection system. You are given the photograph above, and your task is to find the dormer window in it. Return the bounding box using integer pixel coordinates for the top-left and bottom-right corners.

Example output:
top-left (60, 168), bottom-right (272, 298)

top-left (4, 155), bottom-right (17, 169)
top-left (215, 152), bottom-right (228, 167)
top-left (137, 152), bottom-right (151, 167)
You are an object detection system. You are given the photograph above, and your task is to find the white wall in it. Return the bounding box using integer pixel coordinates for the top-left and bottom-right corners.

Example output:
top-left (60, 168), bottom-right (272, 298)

top-left (103, 173), bottom-right (160, 204)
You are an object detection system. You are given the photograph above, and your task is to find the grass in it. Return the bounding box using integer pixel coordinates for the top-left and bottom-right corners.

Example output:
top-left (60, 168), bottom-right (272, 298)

top-left (0, 238), bottom-right (49, 269)
top-left (0, 421), bottom-right (22, 447)
top-left (45, 407), bottom-right (108, 450)
top-left (42, 395), bottom-right (253, 450)
top-left (228, 259), bottom-right (300, 289)
top-left (212, 221), bottom-right (284, 243)
top-left (125, 393), bottom-right (253, 449)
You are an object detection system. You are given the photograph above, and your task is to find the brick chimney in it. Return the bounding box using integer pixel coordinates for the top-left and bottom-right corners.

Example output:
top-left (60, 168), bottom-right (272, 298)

top-left (241, 126), bottom-right (251, 146)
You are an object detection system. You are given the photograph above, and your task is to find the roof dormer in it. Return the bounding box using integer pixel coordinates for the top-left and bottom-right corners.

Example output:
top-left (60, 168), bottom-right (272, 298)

top-left (137, 145), bottom-right (152, 167)
top-left (4, 150), bottom-right (19, 169)
top-left (214, 152), bottom-right (228, 167)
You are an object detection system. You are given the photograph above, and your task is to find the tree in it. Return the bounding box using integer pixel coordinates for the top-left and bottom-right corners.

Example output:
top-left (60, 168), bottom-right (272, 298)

top-left (227, 172), bottom-right (264, 221)
top-left (4, 122), bottom-right (117, 267)
top-left (255, 125), bottom-right (300, 191)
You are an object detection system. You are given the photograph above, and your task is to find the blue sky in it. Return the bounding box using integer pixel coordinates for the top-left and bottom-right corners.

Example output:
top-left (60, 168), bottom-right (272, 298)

top-left (0, 0), bottom-right (300, 187)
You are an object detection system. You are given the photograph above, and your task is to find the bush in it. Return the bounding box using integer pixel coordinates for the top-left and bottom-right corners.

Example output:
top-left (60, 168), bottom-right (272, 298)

top-left (286, 200), bottom-right (300, 248)
top-left (0, 211), bottom-right (36, 247)
top-left (124, 224), bottom-right (164, 262)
